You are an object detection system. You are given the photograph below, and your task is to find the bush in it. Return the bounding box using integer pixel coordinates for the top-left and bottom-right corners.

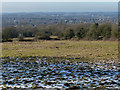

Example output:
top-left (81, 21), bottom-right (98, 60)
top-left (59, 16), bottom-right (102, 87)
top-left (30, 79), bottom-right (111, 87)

top-left (87, 23), bottom-right (98, 40)
top-left (65, 28), bottom-right (75, 39)
top-left (2, 26), bottom-right (18, 41)
top-left (35, 32), bottom-right (50, 40)
top-left (76, 28), bottom-right (86, 40)
top-left (18, 34), bottom-right (24, 41)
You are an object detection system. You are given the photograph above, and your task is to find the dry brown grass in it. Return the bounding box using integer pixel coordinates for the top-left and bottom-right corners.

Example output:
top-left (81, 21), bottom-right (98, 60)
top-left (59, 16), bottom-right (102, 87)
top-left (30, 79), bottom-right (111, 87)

top-left (2, 40), bottom-right (118, 60)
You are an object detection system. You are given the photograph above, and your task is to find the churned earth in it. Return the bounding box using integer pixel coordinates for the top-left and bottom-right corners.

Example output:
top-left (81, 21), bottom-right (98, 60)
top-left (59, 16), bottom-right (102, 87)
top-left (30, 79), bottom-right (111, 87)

top-left (0, 57), bottom-right (120, 89)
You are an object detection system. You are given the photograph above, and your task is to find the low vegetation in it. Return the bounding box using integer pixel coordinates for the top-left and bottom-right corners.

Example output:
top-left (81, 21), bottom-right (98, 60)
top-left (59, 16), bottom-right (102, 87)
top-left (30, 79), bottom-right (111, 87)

top-left (2, 40), bottom-right (118, 61)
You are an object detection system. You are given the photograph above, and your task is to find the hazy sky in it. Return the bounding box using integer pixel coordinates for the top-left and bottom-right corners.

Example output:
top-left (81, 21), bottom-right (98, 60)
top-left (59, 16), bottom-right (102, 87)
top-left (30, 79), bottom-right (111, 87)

top-left (2, 2), bottom-right (118, 13)
top-left (2, 0), bottom-right (119, 2)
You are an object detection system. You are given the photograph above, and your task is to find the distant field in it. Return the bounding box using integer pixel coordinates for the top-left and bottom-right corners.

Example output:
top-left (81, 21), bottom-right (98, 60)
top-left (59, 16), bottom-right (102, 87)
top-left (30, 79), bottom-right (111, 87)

top-left (2, 40), bottom-right (118, 61)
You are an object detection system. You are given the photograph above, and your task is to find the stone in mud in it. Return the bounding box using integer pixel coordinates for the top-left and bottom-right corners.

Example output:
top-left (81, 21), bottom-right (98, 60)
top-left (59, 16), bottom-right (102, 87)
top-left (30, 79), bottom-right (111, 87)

top-left (13, 70), bottom-right (18, 73)
top-left (45, 81), bottom-right (55, 85)
top-left (64, 83), bottom-right (71, 87)
top-left (67, 85), bottom-right (80, 89)
top-left (99, 81), bottom-right (106, 85)
top-left (24, 80), bottom-right (34, 83)
top-left (64, 83), bottom-right (74, 87)
top-left (110, 81), bottom-right (118, 84)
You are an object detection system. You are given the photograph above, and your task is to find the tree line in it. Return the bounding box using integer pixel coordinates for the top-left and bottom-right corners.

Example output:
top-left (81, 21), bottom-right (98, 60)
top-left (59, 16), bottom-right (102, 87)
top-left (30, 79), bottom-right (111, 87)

top-left (2, 23), bottom-right (118, 41)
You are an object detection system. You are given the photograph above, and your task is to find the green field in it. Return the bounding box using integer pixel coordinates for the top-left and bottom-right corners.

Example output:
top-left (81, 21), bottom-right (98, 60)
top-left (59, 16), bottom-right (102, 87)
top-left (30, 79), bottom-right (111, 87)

top-left (2, 40), bottom-right (118, 61)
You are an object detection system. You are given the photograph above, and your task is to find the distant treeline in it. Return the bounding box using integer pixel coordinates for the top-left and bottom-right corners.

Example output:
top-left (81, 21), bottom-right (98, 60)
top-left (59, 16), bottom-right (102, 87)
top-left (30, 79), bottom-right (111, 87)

top-left (2, 23), bottom-right (118, 41)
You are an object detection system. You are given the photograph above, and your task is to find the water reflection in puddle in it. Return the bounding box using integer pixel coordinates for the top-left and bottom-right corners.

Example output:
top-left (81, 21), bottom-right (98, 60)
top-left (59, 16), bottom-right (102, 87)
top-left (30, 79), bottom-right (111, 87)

top-left (0, 57), bottom-right (120, 89)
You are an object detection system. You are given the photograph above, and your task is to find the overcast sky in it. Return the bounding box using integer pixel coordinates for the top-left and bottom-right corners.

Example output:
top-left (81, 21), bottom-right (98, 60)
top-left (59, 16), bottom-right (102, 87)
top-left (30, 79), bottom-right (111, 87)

top-left (2, 2), bottom-right (118, 13)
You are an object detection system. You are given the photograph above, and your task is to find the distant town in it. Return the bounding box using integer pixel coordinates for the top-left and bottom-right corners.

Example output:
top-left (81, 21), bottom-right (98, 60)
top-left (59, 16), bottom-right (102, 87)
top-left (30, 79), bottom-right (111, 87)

top-left (2, 12), bottom-right (117, 28)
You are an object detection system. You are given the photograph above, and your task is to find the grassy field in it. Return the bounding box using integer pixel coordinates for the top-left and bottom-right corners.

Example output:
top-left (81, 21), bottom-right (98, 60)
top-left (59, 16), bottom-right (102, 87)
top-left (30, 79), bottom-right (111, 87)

top-left (2, 40), bottom-right (118, 60)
